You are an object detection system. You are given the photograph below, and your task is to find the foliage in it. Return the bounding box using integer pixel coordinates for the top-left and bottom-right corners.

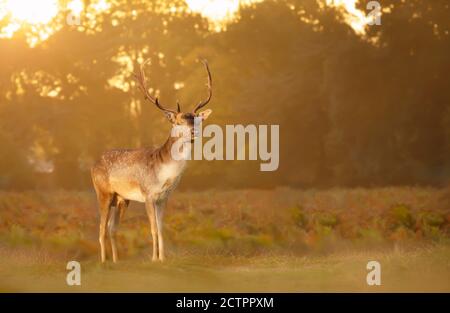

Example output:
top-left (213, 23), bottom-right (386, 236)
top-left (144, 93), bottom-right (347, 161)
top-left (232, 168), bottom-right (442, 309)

top-left (0, 1), bottom-right (449, 189)
top-left (0, 187), bottom-right (448, 259)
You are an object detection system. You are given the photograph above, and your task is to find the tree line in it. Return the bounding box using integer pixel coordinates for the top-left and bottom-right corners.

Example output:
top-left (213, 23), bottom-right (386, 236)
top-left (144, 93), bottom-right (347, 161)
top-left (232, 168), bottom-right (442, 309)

top-left (0, 0), bottom-right (449, 190)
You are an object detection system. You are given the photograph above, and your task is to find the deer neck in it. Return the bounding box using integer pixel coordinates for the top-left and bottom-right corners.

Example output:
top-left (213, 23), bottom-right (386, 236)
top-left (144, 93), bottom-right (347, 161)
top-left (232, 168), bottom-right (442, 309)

top-left (150, 134), bottom-right (189, 190)
top-left (158, 133), bottom-right (190, 165)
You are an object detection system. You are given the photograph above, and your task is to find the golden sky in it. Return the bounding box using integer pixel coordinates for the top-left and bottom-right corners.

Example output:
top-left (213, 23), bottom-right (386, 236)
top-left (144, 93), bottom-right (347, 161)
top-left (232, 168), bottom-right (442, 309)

top-left (0, 0), bottom-right (377, 47)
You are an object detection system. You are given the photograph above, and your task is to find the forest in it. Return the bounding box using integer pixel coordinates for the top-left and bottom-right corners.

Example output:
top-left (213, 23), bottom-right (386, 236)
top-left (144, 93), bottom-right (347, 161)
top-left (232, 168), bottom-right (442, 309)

top-left (0, 0), bottom-right (448, 190)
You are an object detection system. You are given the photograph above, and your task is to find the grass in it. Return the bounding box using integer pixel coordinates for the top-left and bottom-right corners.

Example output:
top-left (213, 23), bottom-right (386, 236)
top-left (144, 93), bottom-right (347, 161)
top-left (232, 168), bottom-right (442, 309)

top-left (0, 187), bottom-right (449, 292)
top-left (1, 244), bottom-right (449, 292)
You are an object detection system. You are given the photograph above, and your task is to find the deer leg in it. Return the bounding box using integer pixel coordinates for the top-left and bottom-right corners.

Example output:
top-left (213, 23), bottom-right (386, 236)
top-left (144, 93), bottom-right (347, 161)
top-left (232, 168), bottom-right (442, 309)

top-left (145, 199), bottom-right (158, 262)
top-left (119, 200), bottom-right (129, 222)
top-left (109, 198), bottom-right (129, 263)
top-left (108, 204), bottom-right (120, 263)
top-left (155, 200), bottom-right (165, 262)
top-left (98, 192), bottom-right (113, 263)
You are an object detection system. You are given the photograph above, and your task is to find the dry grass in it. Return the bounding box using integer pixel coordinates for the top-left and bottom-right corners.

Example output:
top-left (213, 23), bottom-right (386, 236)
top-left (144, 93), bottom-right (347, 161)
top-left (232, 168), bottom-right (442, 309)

top-left (0, 187), bottom-right (449, 292)
top-left (1, 243), bottom-right (449, 292)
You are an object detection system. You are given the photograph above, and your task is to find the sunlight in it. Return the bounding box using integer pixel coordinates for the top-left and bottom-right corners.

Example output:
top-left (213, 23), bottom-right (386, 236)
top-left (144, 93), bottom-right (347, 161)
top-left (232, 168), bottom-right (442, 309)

top-left (325, 0), bottom-right (375, 35)
top-left (185, 0), bottom-right (375, 34)
top-left (0, 0), bottom-right (59, 44)
top-left (0, 0), bottom-right (379, 46)
top-left (90, 0), bottom-right (110, 12)
top-left (185, 0), bottom-right (262, 31)
top-left (0, 0), bottom-right (110, 46)
top-left (186, 0), bottom-right (240, 22)
top-left (2, 0), bottom-right (58, 24)
top-left (67, 0), bottom-right (84, 16)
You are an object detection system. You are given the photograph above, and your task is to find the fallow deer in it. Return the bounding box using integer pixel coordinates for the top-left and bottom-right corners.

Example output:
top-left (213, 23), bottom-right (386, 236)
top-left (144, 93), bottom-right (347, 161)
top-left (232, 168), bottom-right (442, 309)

top-left (91, 59), bottom-right (212, 263)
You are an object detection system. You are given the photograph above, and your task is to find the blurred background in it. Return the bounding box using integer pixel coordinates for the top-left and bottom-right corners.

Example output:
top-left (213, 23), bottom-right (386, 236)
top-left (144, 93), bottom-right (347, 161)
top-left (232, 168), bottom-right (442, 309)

top-left (0, 0), bottom-right (449, 291)
top-left (0, 0), bottom-right (448, 190)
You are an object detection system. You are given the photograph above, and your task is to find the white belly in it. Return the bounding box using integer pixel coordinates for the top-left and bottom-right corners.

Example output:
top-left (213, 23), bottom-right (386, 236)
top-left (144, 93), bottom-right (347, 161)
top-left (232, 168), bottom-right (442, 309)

top-left (110, 180), bottom-right (146, 203)
top-left (110, 162), bottom-right (185, 203)
top-left (118, 188), bottom-right (146, 203)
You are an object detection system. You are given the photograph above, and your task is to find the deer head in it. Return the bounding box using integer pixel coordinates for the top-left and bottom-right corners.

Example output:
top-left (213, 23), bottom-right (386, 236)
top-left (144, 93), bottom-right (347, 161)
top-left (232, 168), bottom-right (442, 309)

top-left (134, 59), bottom-right (213, 141)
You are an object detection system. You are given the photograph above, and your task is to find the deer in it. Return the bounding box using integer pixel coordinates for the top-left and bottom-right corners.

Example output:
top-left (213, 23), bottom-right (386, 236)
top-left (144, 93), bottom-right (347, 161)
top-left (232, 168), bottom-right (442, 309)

top-left (91, 59), bottom-right (213, 263)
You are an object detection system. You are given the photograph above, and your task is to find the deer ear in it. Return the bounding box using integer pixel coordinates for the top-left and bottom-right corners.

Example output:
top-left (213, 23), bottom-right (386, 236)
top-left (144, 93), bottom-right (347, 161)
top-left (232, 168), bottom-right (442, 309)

top-left (164, 111), bottom-right (177, 123)
top-left (198, 109), bottom-right (212, 121)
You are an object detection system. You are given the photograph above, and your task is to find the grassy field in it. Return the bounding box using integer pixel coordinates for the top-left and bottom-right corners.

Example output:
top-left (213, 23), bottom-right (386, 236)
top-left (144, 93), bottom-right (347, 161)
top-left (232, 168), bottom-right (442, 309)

top-left (0, 187), bottom-right (449, 292)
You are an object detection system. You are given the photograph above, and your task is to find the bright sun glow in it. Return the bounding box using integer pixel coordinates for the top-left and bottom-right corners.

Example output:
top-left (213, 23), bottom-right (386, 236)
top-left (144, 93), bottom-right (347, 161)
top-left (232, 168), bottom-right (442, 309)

top-left (186, 0), bottom-right (240, 22)
top-left (2, 0), bottom-right (59, 24)
top-left (186, 0), bottom-right (375, 34)
top-left (0, 0), bottom-right (377, 46)
top-left (0, 0), bottom-right (108, 46)
top-left (185, 0), bottom-right (262, 31)
top-left (0, 0), bottom-right (59, 45)
top-left (325, 0), bottom-right (375, 35)
top-left (67, 0), bottom-right (84, 16)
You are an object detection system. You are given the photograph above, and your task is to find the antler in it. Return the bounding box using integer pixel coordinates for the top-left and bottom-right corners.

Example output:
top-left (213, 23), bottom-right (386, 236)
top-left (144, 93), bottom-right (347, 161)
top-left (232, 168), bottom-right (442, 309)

top-left (193, 59), bottom-right (212, 113)
top-left (133, 59), bottom-right (176, 114)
